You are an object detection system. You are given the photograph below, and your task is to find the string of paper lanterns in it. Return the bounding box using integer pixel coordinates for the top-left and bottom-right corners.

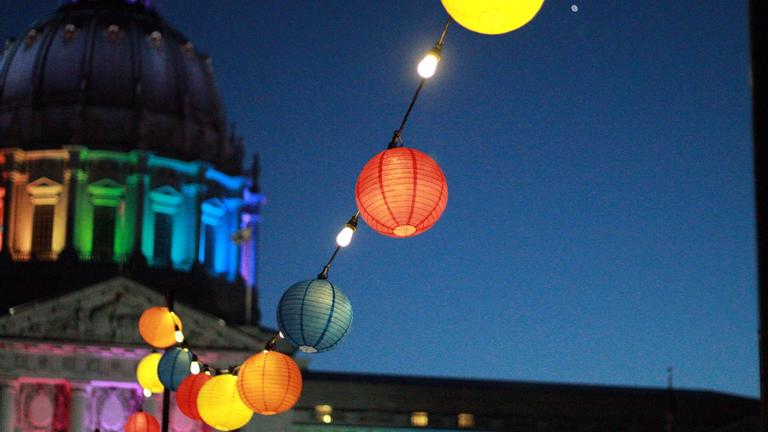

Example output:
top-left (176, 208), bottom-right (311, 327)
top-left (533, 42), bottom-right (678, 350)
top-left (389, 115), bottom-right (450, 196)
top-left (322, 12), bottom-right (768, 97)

top-left (126, 1), bottom-right (546, 430)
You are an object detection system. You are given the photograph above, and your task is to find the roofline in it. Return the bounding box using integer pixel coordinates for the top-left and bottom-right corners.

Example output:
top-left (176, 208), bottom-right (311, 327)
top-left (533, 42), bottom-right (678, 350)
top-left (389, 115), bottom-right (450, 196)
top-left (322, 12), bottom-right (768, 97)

top-left (303, 370), bottom-right (759, 401)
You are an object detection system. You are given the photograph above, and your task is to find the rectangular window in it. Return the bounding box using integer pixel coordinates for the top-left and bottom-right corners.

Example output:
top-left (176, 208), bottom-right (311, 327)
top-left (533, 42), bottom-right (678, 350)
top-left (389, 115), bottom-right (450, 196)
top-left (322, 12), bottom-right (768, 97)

top-left (92, 205), bottom-right (116, 261)
top-left (31, 204), bottom-right (55, 259)
top-left (204, 223), bottom-right (216, 270)
top-left (458, 413), bottom-right (475, 428)
top-left (411, 412), bottom-right (429, 427)
top-left (153, 212), bottom-right (172, 267)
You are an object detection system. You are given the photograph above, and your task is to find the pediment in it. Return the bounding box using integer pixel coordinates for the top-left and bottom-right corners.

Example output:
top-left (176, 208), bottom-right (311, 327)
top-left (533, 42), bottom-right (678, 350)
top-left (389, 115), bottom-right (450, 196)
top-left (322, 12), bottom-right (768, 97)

top-left (0, 277), bottom-right (272, 351)
top-left (26, 176), bottom-right (63, 195)
top-left (27, 176), bottom-right (61, 189)
top-left (89, 177), bottom-right (124, 190)
top-left (151, 185), bottom-right (181, 198)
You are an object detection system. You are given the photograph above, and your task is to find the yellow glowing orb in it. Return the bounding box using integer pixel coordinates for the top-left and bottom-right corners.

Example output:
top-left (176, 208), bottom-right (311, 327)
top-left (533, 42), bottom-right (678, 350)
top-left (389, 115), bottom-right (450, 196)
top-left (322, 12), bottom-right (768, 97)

top-left (441, 0), bottom-right (545, 35)
top-left (197, 374), bottom-right (253, 431)
top-left (136, 352), bottom-right (164, 395)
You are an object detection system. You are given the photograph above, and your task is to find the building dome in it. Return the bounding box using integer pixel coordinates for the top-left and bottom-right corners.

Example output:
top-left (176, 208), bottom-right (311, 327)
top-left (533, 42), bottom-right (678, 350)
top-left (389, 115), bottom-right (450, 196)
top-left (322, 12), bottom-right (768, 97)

top-left (0, 0), bottom-right (240, 173)
top-left (0, 0), bottom-right (263, 324)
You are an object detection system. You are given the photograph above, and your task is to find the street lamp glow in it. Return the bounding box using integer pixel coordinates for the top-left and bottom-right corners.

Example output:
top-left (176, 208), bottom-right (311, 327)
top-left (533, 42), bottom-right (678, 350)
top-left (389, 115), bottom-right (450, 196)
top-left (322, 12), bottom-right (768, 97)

top-left (417, 51), bottom-right (440, 79)
top-left (336, 226), bottom-right (355, 247)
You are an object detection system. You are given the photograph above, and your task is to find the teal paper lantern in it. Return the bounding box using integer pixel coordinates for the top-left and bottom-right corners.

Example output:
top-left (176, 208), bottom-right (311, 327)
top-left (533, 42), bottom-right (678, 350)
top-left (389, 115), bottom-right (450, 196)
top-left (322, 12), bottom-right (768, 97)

top-left (277, 279), bottom-right (353, 353)
top-left (157, 347), bottom-right (193, 391)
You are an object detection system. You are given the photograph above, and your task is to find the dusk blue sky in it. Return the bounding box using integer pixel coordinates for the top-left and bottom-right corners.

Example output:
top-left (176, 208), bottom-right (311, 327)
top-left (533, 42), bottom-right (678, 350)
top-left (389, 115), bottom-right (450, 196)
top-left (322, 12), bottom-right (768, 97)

top-left (1, 1), bottom-right (757, 397)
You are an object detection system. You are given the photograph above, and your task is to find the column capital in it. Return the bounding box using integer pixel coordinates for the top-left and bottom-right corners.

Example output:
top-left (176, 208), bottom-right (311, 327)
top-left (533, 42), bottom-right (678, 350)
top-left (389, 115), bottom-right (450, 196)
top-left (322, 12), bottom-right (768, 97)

top-left (69, 382), bottom-right (90, 396)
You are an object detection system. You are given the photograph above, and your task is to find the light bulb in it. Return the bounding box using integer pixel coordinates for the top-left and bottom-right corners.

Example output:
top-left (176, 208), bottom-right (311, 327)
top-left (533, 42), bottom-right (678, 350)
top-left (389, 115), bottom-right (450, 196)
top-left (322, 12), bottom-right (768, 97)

top-left (190, 361), bottom-right (201, 375)
top-left (336, 226), bottom-right (355, 247)
top-left (322, 414), bottom-right (333, 424)
top-left (143, 388), bottom-right (152, 398)
top-left (174, 330), bottom-right (184, 343)
top-left (417, 52), bottom-right (440, 79)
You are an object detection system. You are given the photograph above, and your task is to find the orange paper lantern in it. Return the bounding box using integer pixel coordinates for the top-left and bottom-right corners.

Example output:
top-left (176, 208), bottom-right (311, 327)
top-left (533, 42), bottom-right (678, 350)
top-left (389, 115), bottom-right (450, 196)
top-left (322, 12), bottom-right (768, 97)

top-left (355, 147), bottom-right (448, 238)
top-left (124, 411), bottom-right (160, 432)
top-left (176, 372), bottom-right (211, 420)
top-left (138, 307), bottom-right (182, 349)
top-left (237, 351), bottom-right (303, 415)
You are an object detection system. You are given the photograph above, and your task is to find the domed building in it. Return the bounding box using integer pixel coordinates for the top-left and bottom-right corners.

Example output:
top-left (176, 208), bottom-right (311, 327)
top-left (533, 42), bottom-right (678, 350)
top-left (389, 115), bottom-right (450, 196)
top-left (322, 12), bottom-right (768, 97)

top-left (0, 0), bottom-right (263, 322)
top-left (0, 1), bottom-right (280, 431)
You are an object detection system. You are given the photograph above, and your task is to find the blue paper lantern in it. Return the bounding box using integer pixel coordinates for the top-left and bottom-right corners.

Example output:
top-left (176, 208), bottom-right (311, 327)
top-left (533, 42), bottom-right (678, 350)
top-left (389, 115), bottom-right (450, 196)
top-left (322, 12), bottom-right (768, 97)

top-left (277, 279), bottom-right (353, 353)
top-left (157, 347), bottom-right (193, 391)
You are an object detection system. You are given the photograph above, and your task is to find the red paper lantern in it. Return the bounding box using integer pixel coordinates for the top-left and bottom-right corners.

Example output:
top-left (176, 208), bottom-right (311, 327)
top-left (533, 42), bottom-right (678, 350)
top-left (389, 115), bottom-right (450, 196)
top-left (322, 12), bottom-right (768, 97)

top-left (356, 147), bottom-right (448, 238)
top-left (176, 372), bottom-right (211, 420)
top-left (125, 411), bottom-right (160, 432)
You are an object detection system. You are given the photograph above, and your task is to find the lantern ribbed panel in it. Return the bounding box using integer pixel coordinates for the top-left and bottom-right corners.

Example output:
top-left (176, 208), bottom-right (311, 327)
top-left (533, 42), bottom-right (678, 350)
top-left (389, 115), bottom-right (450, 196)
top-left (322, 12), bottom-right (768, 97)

top-left (125, 412), bottom-right (160, 432)
top-left (176, 373), bottom-right (211, 420)
top-left (277, 279), bottom-right (353, 353)
top-left (355, 147), bottom-right (448, 238)
top-left (237, 351), bottom-right (303, 415)
top-left (158, 347), bottom-right (193, 391)
top-left (138, 307), bottom-right (182, 349)
top-left (197, 374), bottom-right (253, 431)
top-left (440, 0), bottom-right (545, 35)
top-left (136, 353), bottom-right (164, 394)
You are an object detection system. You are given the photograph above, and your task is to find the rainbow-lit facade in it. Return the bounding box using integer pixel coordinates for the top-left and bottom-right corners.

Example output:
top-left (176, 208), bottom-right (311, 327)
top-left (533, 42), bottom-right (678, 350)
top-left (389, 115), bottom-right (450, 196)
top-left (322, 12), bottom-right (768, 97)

top-left (0, 147), bottom-right (260, 281)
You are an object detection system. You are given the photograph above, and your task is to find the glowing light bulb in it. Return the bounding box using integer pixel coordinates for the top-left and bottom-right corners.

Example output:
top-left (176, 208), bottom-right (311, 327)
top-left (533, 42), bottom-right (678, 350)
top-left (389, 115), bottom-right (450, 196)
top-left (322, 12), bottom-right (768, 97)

top-left (190, 361), bottom-right (201, 375)
top-left (143, 388), bottom-right (152, 398)
top-left (174, 330), bottom-right (184, 343)
top-left (336, 226), bottom-right (355, 247)
top-left (417, 51), bottom-right (441, 79)
top-left (322, 414), bottom-right (333, 424)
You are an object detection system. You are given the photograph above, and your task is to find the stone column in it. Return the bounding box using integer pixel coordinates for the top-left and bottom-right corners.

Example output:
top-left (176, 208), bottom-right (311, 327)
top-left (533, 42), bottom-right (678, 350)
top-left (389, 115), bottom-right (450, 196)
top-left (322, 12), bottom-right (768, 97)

top-left (68, 384), bottom-right (89, 432)
top-left (0, 380), bottom-right (16, 432)
top-left (62, 146), bottom-right (84, 252)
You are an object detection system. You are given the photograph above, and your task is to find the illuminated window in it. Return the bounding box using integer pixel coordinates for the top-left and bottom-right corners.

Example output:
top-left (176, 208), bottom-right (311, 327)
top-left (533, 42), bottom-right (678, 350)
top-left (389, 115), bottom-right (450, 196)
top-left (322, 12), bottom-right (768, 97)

top-left (315, 405), bottom-right (333, 424)
top-left (458, 413), bottom-right (475, 428)
top-left (315, 404), bottom-right (333, 423)
top-left (31, 205), bottom-right (54, 259)
top-left (92, 206), bottom-right (116, 261)
top-left (411, 412), bottom-right (428, 427)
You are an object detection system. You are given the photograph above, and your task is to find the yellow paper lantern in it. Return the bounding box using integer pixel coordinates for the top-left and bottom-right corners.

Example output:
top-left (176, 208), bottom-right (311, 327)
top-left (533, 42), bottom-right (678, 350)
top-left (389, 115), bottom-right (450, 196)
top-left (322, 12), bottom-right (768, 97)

top-left (138, 307), bottom-right (182, 349)
top-left (237, 351), bottom-right (303, 415)
top-left (136, 353), bottom-right (164, 395)
top-left (441, 0), bottom-right (545, 35)
top-left (197, 374), bottom-right (253, 431)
